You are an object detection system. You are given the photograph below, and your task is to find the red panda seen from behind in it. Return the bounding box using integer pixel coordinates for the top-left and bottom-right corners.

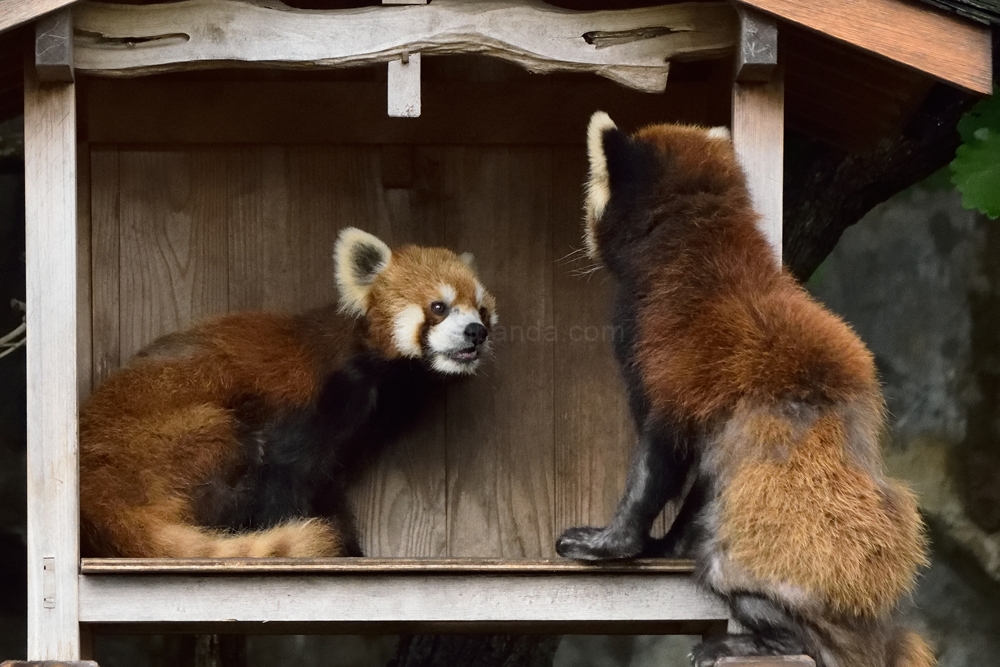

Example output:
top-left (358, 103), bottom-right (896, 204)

top-left (555, 113), bottom-right (932, 667)
top-left (80, 228), bottom-right (497, 558)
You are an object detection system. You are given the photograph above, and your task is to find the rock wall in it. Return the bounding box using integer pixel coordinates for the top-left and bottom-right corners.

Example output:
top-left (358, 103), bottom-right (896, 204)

top-left (809, 183), bottom-right (1000, 667)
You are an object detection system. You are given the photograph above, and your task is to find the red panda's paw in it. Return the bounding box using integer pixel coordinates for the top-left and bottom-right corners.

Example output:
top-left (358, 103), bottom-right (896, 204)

top-left (555, 525), bottom-right (643, 561)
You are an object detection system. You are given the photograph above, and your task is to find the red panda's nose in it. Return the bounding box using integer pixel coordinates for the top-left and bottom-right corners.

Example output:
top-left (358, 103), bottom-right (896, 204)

top-left (464, 322), bottom-right (488, 346)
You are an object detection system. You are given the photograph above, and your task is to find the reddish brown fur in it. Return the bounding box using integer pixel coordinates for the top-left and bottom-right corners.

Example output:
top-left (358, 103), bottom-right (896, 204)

top-left (581, 121), bottom-right (932, 666)
top-left (81, 237), bottom-right (494, 558)
top-left (79, 312), bottom-right (354, 557)
top-left (364, 245), bottom-right (495, 358)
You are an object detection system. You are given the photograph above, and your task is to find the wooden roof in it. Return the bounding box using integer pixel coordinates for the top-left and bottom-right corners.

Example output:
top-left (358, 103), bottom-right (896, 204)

top-left (741, 0), bottom-right (992, 95)
top-left (0, 0), bottom-right (993, 149)
top-left (1, 0), bottom-right (992, 94)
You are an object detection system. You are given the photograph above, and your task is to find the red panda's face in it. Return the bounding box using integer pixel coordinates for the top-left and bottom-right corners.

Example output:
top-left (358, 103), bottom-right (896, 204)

top-left (335, 229), bottom-right (496, 375)
top-left (583, 112), bottom-right (743, 271)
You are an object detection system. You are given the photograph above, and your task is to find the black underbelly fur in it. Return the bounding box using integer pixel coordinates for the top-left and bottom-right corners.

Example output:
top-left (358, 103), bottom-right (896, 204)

top-left (191, 356), bottom-right (437, 549)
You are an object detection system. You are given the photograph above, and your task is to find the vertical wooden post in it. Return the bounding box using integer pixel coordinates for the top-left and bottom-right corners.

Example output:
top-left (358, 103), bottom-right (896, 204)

top-left (383, 0), bottom-right (426, 117)
top-left (24, 21), bottom-right (81, 661)
top-left (731, 5), bottom-right (783, 262)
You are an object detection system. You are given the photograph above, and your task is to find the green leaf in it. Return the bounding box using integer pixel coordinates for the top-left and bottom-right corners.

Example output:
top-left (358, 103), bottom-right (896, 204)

top-left (957, 86), bottom-right (1000, 143)
top-left (951, 87), bottom-right (1000, 219)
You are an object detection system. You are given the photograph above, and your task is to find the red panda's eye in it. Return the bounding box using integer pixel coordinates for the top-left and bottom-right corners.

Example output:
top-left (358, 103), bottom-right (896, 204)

top-left (430, 301), bottom-right (448, 316)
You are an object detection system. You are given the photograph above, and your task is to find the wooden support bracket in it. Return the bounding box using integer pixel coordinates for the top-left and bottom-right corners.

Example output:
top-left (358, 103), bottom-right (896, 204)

top-left (35, 8), bottom-right (74, 83)
top-left (383, 0), bottom-right (426, 117)
top-left (730, 6), bottom-right (783, 261)
top-left (733, 4), bottom-right (776, 82)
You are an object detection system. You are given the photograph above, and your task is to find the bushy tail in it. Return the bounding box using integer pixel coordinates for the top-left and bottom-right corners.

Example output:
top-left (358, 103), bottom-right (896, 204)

top-left (152, 518), bottom-right (347, 558)
top-left (889, 629), bottom-right (936, 667)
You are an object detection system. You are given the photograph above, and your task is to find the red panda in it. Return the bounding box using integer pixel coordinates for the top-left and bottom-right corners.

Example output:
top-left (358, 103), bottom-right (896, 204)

top-left (80, 228), bottom-right (497, 558)
top-left (555, 112), bottom-right (932, 667)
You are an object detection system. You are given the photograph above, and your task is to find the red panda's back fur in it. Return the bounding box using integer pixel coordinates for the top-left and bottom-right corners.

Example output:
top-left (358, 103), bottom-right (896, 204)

top-left (80, 312), bottom-right (353, 557)
top-left (581, 121), bottom-right (932, 666)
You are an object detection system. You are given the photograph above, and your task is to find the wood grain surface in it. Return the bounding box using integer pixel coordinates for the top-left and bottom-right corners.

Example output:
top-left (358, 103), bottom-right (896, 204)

top-left (0, 0), bottom-right (77, 35)
top-left (24, 60), bottom-right (80, 661)
top-left (739, 0), bottom-right (992, 94)
top-left (73, 0), bottom-right (737, 91)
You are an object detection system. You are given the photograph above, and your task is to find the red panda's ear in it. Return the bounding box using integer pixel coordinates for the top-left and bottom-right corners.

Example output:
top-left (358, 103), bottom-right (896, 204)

top-left (335, 227), bottom-right (392, 317)
top-left (585, 111), bottom-right (619, 222)
top-left (459, 252), bottom-right (476, 269)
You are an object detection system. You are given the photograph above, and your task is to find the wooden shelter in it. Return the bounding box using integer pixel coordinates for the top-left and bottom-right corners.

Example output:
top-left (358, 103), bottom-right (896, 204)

top-left (0, 0), bottom-right (992, 663)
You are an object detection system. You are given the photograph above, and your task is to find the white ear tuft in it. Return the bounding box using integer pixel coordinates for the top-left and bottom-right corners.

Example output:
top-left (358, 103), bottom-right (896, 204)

top-left (335, 227), bottom-right (392, 317)
top-left (707, 126), bottom-right (731, 140)
top-left (586, 112), bottom-right (617, 220)
top-left (459, 252), bottom-right (476, 269)
top-left (584, 111), bottom-right (618, 257)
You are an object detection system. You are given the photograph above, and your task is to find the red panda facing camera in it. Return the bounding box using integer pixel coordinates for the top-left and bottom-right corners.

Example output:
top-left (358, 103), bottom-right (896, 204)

top-left (555, 113), bottom-right (933, 667)
top-left (80, 228), bottom-right (496, 558)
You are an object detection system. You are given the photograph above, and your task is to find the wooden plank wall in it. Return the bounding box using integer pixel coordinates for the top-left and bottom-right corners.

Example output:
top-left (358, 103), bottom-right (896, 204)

top-left (89, 144), bottom-right (635, 558)
top-left (85, 64), bottom-right (729, 558)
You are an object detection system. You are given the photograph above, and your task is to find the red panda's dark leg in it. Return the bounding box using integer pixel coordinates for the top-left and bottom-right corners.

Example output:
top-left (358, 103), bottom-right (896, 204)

top-left (643, 476), bottom-right (709, 558)
top-left (692, 593), bottom-right (812, 667)
top-left (556, 419), bottom-right (692, 560)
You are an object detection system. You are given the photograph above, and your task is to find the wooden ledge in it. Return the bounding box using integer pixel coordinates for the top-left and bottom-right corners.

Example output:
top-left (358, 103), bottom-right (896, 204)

top-left (78, 558), bottom-right (723, 631)
top-left (80, 557), bottom-right (697, 575)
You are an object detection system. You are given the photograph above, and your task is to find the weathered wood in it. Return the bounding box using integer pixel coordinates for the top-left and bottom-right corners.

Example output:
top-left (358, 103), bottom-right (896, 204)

top-left (444, 148), bottom-right (555, 557)
top-left (345, 147), bottom-right (449, 558)
top-left (737, 0), bottom-right (993, 95)
top-left (24, 55), bottom-right (80, 661)
top-left (88, 150), bottom-right (119, 387)
top-left (383, 0), bottom-right (424, 117)
top-left (80, 557), bottom-right (697, 574)
top-left (733, 5), bottom-right (776, 82)
top-left (387, 52), bottom-right (421, 118)
top-left (0, 0), bottom-right (77, 36)
top-left (732, 65), bottom-right (784, 260)
top-left (717, 657), bottom-right (816, 667)
top-left (78, 571), bottom-right (727, 626)
top-left (76, 142), bottom-right (92, 401)
top-left (35, 8), bottom-right (73, 83)
top-left (551, 148), bottom-right (640, 537)
top-left (73, 0), bottom-right (738, 91)
top-left (82, 78), bottom-right (729, 146)
top-left (1, 662), bottom-right (100, 667)
top-left (117, 151), bottom-right (229, 360)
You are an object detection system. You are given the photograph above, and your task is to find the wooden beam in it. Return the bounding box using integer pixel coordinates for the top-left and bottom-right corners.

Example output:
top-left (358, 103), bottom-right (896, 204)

top-left (733, 9), bottom-right (785, 262)
top-left (736, 0), bottom-right (992, 95)
top-left (24, 54), bottom-right (80, 660)
top-left (383, 0), bottom-right (425, 117)
top-left (73, 0), bottom-right (738, 92)
top-left (0, 0), bottom-right (78, 36)
top-left (1, 663), bottom-right (99, 667)
top-left (35, 8), bottom-right (73, 83)
top-left (733, 4), bottom-right (776, 82)
top-left (79, 571), bottom-right (728, 628)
